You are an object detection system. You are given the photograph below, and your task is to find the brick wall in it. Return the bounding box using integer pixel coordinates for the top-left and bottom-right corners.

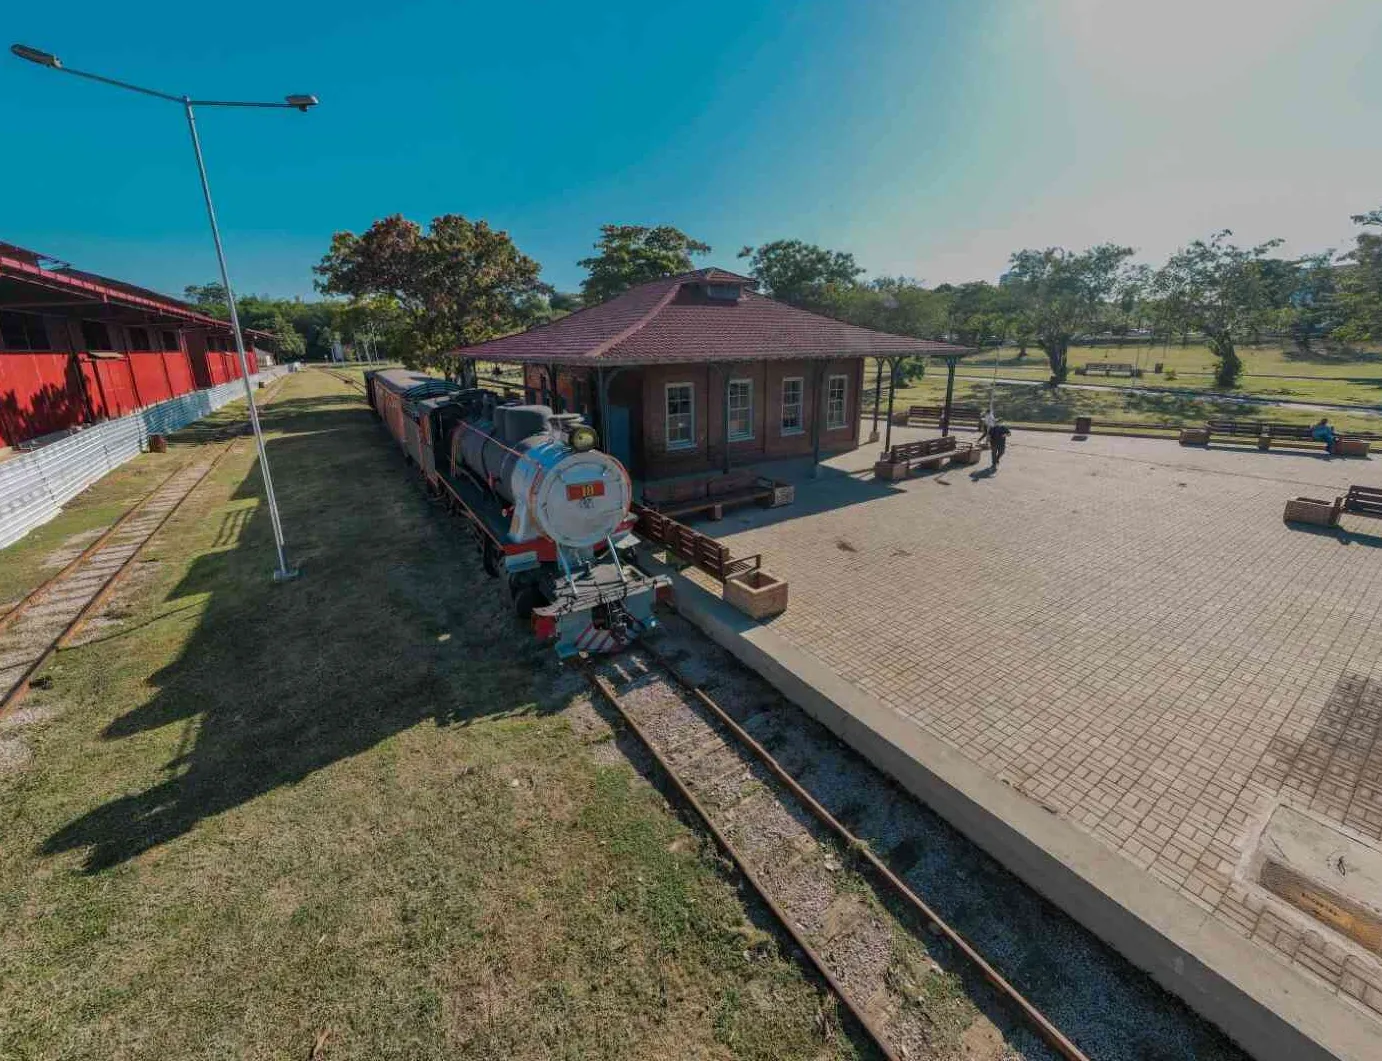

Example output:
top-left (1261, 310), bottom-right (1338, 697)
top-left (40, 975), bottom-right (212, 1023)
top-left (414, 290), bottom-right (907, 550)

top-left (640, 358), bottom-right (862, 479)
top-left (513, 358), bottom-right (863, 478)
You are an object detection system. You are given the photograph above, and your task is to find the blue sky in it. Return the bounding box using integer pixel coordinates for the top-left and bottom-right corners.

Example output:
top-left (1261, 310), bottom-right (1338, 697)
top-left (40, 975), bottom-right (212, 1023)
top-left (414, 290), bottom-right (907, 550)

top-left (3, 0), bottom-right (1380, 301)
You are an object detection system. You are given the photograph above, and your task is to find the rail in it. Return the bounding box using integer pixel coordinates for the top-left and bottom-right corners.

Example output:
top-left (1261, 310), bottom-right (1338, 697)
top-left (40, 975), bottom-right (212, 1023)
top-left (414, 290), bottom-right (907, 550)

top-left (586, 646), bottom-right (1092, 1061)
top-left (0, 366), bottom-right (287, 549)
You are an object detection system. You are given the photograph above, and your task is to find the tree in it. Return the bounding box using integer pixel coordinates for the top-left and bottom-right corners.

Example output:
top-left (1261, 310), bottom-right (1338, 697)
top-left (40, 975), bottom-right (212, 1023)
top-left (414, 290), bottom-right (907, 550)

top-left (183, 282), bottom-right (228, 308)
top-left (549, 291), bottom-right (583, 314)
top-left (936, 281), bottom-right (1006, 350)
top-left (330, 295), bottom-right (408, 362)
top-left (737, 239), bottom-right (864, 308)
top-left (1152, 230), bottom-right (1283, 386)
top-left (314, 214), bottom-right (547, 376)
top-left (182, 283), bottom-right (307, 360)
top-left (814, 277), bottom-right (950, 380)
top-left (1282, 253), bottom-right (1338, 353)
top-left (1333, 209), bottom-right (1382, 345)
top-left (577, 224), bottom-right (709, 303)
top-left (1000, 245), bottom-right (1135, 383)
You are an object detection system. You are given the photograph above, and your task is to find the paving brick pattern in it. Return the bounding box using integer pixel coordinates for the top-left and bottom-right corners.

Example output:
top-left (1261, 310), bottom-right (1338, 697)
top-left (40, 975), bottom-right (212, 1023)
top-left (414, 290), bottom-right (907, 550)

top-left (698, 427), bottom-right (1382, 1021)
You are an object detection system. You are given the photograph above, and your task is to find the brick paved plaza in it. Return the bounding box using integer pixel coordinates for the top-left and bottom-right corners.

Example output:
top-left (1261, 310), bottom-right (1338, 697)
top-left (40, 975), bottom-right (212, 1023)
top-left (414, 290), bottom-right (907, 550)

top-left (701, 426), bottom-right (1382, 1022)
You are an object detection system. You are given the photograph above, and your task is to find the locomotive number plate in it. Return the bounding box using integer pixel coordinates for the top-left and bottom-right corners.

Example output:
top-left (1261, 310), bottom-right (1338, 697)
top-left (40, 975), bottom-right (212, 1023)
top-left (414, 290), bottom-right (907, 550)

top-left (566, 482), bottom-right (605, 501)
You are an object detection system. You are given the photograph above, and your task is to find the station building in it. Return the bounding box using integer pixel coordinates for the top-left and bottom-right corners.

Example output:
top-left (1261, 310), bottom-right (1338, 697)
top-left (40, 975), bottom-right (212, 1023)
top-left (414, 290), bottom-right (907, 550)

top-left (456, 268), bottom-right (966, 479)
top-left (0, 242), bottom-right (270, 450)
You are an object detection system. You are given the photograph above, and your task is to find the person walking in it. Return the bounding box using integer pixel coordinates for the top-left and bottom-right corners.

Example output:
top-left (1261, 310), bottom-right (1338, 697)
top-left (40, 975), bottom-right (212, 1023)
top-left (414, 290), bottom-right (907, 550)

top-left (987, 418), bottom-right (1011, 470)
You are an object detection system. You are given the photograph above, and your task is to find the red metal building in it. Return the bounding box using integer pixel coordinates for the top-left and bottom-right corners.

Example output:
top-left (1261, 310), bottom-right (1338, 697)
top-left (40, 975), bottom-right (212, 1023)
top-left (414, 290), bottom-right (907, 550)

top-left (0, 242), bottom-right (270, 449)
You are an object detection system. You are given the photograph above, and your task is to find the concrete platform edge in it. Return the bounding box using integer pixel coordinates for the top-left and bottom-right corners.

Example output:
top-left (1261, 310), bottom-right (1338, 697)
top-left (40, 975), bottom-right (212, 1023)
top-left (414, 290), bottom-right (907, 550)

top-left (648, 554), bottom-right (1378, 1061)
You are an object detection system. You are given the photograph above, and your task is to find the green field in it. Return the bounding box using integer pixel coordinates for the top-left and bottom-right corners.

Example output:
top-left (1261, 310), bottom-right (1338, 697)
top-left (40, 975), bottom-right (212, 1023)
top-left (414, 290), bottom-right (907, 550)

top-left (855, 343), bottom-right (1382, 436)
top-left (0, 370), bottom-right (866, 1061)
top-left (942, 343), bottom-right (1382, 410)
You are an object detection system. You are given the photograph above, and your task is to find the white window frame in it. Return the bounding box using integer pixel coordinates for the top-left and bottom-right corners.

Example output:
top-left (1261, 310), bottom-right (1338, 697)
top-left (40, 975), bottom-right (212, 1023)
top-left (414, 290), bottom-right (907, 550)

top-left (780, 376), bottom-right (804, 435)
top-left (727, 378), bottom-right (754, 442)
top-left (826, 373), bottom-right (848, 430)
top-left (665, 381), bottom-right (695, 451)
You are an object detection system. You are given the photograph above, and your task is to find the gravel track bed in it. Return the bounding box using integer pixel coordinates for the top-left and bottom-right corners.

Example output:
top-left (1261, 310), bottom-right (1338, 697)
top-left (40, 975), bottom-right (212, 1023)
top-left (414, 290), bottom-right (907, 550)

top-left (585, 613), bottom-right (1249, 1061)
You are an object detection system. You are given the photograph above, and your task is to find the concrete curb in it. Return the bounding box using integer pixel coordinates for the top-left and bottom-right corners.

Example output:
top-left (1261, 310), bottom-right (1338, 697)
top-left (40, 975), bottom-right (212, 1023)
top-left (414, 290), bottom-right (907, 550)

top-left (647, 552), bottom-right (1379, 1061)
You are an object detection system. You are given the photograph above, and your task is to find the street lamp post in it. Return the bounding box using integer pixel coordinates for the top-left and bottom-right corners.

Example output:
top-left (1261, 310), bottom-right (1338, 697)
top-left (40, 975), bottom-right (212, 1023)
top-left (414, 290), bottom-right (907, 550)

top-left (11, 43), bottom-right (315, 582)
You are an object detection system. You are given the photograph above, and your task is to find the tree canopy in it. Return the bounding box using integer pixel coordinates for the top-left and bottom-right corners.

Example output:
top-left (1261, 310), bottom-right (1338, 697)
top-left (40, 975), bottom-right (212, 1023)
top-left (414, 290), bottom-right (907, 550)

top-left (1000, 245), bottom-right (1136, 382)
top-left (313, 214), bottom-right (548, 375)
top-left (1333, 209), bottom-right (1382, 345)
top-left (1150, 230), bottom-right (1283, 386)
top-left (738, 239), bottom-right (864, 308)
top-left (183, 283), bottom-right (309, 360)
top-left (577, 224), bottom-right (710, 304)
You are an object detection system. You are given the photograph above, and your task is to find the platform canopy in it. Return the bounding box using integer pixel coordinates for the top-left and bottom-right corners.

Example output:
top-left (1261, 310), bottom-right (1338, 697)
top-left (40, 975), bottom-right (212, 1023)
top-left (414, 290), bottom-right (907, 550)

top-left (451, 268), bottom-right (971, 367)
top-left (0, 241), bottom-right (270, 339)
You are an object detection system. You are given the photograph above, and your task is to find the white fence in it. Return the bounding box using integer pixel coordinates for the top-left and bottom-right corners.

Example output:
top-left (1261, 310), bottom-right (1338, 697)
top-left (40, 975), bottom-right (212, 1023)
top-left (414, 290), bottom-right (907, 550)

top-left (0, 368), bottom-right (287, 550)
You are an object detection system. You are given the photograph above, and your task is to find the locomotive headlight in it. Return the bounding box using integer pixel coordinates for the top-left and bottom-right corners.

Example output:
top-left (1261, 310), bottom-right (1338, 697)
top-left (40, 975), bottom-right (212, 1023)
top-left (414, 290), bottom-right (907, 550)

top-left (569, 425), bottom-right (598, 452)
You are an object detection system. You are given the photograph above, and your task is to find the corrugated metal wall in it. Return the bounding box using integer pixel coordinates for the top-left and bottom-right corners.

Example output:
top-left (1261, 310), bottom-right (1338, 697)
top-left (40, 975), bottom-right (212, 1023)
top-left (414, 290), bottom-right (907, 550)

top-left (0, 367), bottom-right (287, 549)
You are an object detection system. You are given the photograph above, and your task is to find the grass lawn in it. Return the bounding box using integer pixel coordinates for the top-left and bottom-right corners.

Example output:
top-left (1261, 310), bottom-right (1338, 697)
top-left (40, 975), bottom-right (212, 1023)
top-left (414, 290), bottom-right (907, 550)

top-left (877, 375), bottom-right (1382, 436)
top-left (932, 343), bottom-right (1382, 410)
top-left (0, 370), bottom-right (862, 1061)
top-left (0, 388), bottom-right (290, 613)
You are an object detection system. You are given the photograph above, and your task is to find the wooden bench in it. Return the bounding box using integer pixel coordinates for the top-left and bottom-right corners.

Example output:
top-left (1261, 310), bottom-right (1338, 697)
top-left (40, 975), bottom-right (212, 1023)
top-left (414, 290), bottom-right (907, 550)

top-left (634, 506), bottom-right (761, 582)
top-left (1343, 484), bottom-right (1382, 518)
top-left (1077, 362), bottom-right (1142, 377)
top-left (897, 404), bottom-right (984, 429)
top-left (1199, 420), bottom-right (1371, 455)
top-left (1285, 485), bottom-right (1382, 527)
top-left (642, 470), bottom-right (791, 521)
top-left (875, 435), bottom-right (977, 479)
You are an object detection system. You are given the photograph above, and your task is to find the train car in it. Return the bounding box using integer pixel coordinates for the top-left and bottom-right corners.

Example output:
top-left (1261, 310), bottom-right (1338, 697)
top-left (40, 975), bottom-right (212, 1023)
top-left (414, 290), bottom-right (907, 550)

top-left (365, 369), bottom-right (669, 658)
top-left (366, 368), bottom-right (463, 480)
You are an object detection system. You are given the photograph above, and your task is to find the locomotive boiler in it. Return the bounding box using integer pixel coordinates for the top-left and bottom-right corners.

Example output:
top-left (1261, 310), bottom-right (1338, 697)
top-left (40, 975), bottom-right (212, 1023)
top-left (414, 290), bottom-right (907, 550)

top-left (366, 368), bottom-right (667, 658)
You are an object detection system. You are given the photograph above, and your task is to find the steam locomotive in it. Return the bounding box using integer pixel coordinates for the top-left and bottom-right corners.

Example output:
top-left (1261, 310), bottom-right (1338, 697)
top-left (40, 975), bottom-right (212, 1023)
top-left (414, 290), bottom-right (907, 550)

top-left (365, 368), bottom-right (668, 658)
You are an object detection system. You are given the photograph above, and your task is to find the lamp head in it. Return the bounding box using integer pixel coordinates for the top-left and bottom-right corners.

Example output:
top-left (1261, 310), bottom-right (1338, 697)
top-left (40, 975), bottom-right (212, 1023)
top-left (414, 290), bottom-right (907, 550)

top-left (11, 44), bottom-right (61, 68)
top-left (285, 94), bottom-right (318, 112)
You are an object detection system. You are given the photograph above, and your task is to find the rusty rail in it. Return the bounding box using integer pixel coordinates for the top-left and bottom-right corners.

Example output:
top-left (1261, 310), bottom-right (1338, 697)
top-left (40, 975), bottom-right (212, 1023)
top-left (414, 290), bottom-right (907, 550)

top-left (637, 641), bottom-right (1094, 1061)
top-left (584, 669), bottom-right (903, 1061)
top-left (1, 372), bottom-right (292, 718)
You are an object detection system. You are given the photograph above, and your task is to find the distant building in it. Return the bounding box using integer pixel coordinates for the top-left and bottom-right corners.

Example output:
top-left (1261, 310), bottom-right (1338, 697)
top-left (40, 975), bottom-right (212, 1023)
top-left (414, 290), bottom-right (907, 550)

top-left (454, 268), bottom-right (965, 479)
top-left (0, 242), bottom-right (270, 449)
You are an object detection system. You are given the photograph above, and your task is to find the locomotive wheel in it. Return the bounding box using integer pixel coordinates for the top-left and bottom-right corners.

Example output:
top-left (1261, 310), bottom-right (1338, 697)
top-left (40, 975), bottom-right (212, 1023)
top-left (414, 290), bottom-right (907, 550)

top-left (482, 542), bottom-right (502, 578)
top-left (512, 584), bottom-right (542, 621)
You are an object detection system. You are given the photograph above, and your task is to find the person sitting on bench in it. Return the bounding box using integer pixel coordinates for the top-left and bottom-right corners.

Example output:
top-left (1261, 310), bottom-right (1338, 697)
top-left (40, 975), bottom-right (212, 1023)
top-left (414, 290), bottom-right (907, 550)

top-left (1311, 418), bottom-right (1338, 455)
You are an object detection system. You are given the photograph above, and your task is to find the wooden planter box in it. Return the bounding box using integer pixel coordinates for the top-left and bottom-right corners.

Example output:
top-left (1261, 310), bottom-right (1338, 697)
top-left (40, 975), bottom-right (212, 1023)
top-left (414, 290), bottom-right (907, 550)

top-left (891, 411), bottom-right (910, 426)
top-left (950, 445), bottom-right (981, 466)
top-left (1337, 438), bottom-right (1371, 457)
top-left (768, 483), bottom-right (796, 508)
top-left (1283, 497), bottom-right (1339, 526)
top-left (725, 569), bottom-right (789, 619)
top-left (1179, 428), bottom-right (1209, 446)
top-left (874, 460), bottom-right (909, 481)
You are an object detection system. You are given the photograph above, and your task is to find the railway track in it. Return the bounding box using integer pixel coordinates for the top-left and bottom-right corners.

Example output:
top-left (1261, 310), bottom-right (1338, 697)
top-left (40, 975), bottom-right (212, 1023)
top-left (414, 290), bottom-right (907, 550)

top-left (586, 643), bottom-right (1091, 1061)
top-left (0, 376), bottom-right (290, 719)
top-left (318, 366), bottom-right (366, 393)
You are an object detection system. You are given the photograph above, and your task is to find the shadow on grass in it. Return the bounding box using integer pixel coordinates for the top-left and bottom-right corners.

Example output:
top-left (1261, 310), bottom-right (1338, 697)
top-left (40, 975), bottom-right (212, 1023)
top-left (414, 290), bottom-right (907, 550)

top-left (1279, 343), bottom-right (1382, 366)
top-left (43, 389), bottom-right (555, 873)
